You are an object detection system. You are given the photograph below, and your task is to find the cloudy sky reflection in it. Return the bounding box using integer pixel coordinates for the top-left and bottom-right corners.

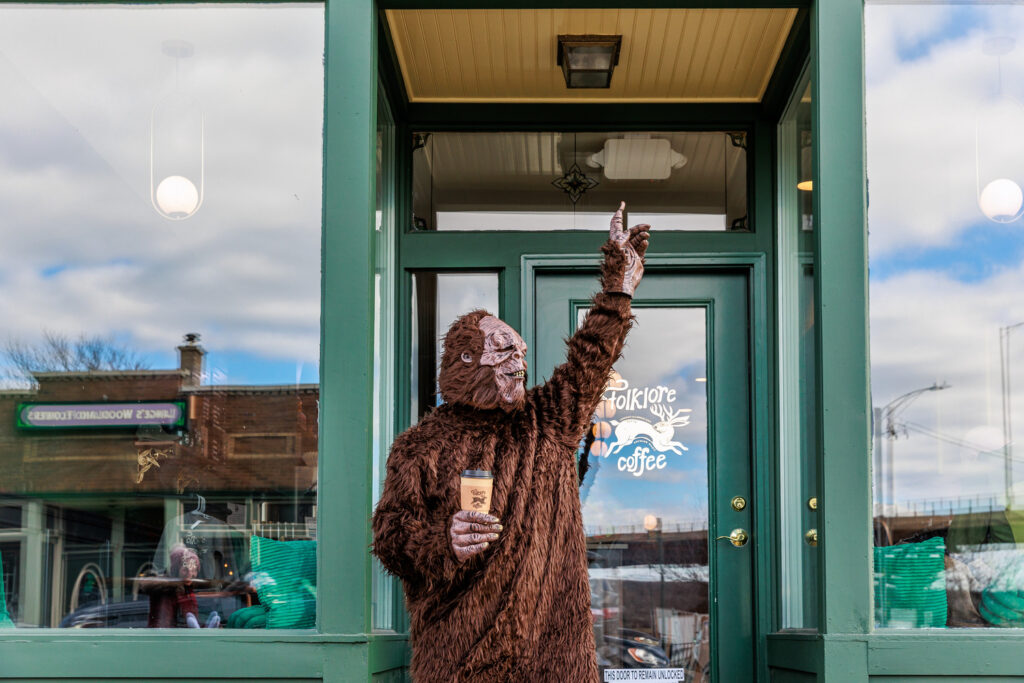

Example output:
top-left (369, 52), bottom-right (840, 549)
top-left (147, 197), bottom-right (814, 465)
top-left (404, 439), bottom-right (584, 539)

top-left (0, 5), bottom-right (324, 386)
top-left (868, 4), bottom-right (1024, 509)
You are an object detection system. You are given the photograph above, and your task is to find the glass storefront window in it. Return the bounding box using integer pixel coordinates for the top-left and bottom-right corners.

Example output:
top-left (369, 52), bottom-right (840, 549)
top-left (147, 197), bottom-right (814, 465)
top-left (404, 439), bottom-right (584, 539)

top-left (412, 131), bottom-right (748, 232)
top-left (778, 73), bottom-right (818, 629)
top-left (867, 2), bottom-right (1024, 628)
top-left (410, 273), bottom-right (500, 420)
top-left (0, 4), bottom-right (323, 629)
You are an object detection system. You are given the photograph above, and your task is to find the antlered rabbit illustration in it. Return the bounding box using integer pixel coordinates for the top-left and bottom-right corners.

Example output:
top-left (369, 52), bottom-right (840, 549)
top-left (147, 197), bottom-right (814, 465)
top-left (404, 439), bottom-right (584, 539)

top-left (605, 403), bottom-right (691, 455)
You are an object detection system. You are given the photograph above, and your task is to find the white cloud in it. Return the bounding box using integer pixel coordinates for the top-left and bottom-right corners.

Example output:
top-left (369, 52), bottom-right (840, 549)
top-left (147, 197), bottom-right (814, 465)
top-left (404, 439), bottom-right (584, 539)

top-left (866, 5), bottom-right (1024, 256)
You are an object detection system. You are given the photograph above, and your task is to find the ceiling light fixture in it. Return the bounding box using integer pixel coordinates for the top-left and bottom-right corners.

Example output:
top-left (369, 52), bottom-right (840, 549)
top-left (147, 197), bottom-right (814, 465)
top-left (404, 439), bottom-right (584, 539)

top-left (556, 35), bottom-right (622, 89)
top-left (587, 135), bottom-right (687, 180)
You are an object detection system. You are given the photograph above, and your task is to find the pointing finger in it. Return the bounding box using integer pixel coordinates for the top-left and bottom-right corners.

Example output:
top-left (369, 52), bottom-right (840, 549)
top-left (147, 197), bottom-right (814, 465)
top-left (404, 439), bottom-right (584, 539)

top-left (610, 201), bottom-right (626, 240)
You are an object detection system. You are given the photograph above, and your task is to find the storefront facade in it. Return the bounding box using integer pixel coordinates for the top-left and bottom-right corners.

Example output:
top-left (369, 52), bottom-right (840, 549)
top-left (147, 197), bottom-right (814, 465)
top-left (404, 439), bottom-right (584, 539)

top-left (1, 0), bottom-right (1023, 681)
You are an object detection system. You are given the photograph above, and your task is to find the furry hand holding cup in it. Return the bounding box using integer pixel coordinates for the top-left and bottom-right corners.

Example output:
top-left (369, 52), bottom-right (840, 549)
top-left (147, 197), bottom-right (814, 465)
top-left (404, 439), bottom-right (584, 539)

top-left (451, 470), bottom-right (500, 563)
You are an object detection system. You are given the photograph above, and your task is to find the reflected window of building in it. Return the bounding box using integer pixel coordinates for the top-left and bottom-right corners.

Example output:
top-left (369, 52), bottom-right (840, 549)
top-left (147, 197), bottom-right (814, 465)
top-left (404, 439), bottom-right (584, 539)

top-left (412, 131), bottom-right (748, 232)
top-left (867, 2), bottom-right (1024, 629)
top-left (0, 4), bottom-right (323, 629)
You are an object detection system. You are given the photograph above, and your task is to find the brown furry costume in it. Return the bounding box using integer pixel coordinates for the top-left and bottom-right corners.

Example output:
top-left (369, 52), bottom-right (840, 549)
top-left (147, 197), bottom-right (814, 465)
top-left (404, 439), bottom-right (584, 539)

top-left (372, 210), bottom-right (647, 682)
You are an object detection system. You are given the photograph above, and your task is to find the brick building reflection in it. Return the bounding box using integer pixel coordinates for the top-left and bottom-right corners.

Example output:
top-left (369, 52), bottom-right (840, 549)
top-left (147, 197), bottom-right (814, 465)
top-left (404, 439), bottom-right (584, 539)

top-left (0, 335), bottom-right (317, 627)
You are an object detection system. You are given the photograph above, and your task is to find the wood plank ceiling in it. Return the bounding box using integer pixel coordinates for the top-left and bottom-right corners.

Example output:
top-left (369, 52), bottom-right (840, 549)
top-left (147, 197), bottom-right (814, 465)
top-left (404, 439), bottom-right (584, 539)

top-left (385, 8), bottom-right (798, 103)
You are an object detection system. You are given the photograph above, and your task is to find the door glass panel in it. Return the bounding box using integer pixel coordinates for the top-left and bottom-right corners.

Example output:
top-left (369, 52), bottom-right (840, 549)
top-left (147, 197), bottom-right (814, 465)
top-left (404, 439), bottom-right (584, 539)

top-left (582, 307), bottom-right (710, 681)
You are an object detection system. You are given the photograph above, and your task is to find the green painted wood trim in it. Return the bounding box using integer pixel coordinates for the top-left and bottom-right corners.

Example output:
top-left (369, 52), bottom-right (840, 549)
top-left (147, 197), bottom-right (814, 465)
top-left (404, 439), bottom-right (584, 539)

top-left (811, 0), bottom-right (871, 635)
top-left (760, 8), bottom-right (810, 121)
top-left (377, 9), bottom-right (409, 117)
top-left (368, 635), bottom-right (411, 673)
top-left (0, 638), bottom-right (328, 678)
top-left (866, 634), bottom-right (1024, 677)
top-left (406, 103), bottom-right (762, 128)
top-left (822, 637), bottom-right (868, 683)
top-left (401, 232), bottom-right (764, 269)
top-left (766, 632), bottom-right (822, 675)
top-left (321, 0), bottom-right (376, 639)
top-left (381, 0), bottom-right (810, 9)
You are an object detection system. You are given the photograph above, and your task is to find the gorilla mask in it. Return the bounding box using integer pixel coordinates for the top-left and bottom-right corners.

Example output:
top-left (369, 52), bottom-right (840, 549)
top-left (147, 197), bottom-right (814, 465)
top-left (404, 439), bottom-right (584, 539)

top-left (439, 310), bottom-right (528, 412)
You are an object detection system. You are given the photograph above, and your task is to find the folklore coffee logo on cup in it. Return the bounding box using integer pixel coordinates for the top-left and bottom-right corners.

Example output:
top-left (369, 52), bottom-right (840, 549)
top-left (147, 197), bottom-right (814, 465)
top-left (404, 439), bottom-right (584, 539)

top-left (460, 470), bottom-right (493, 513)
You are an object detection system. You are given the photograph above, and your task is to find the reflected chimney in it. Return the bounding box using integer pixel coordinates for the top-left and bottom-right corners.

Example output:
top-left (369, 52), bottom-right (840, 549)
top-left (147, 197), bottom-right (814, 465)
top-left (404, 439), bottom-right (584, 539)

top-left (178, 332), bottom-right (205, 387)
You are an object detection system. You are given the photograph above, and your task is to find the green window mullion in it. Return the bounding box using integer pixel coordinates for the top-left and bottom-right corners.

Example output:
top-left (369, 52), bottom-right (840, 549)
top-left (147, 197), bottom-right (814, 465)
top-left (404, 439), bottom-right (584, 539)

top-left (320, 0), bottom-right (378, 637)
top-left (811, 0), bottom-right (871, 637)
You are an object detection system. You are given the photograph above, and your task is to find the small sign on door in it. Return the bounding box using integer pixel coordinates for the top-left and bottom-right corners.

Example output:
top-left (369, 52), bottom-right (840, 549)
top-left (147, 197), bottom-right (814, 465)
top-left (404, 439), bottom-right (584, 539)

top-left (603, 669), bottom-right (686, 682)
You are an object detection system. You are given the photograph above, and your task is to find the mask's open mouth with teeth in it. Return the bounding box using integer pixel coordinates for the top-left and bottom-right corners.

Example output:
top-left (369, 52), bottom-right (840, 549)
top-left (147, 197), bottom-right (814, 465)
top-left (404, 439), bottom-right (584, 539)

top-left (506, 370), bottom-right (526, 379)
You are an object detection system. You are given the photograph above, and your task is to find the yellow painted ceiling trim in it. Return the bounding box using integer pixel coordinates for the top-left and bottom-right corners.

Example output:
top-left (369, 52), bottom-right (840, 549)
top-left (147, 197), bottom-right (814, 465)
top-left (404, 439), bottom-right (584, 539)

top-left (385, 8), bottom-right (798, 104)
top-left (394, 96), bottom-right (765, 104)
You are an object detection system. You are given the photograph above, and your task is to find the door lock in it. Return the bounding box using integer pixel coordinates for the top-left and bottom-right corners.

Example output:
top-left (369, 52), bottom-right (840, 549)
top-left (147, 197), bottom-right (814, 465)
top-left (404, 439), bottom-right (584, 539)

top-left (730, 496), bottom-right (747, 511)
top-left (715, 528), bottom-right (749, 547)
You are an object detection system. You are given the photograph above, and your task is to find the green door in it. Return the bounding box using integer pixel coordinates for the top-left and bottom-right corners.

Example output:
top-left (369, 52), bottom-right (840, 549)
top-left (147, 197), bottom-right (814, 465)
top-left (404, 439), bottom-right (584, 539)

top-left (531, 270), bottom-right (753, 683)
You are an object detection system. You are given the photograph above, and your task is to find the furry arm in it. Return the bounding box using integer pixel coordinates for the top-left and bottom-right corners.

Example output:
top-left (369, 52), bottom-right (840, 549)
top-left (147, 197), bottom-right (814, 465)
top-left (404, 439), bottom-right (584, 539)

top-left (532, 291), bottom-right (632, 447)
top-left (371, 432), bottom-right (467, 592)
top-left (531, 205), bottom-right (649, 445)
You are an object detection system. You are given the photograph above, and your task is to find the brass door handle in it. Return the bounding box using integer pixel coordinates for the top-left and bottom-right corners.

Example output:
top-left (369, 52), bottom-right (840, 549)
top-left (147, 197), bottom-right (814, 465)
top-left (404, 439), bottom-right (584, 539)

top-left (715, 528), bottom-right (749, 547)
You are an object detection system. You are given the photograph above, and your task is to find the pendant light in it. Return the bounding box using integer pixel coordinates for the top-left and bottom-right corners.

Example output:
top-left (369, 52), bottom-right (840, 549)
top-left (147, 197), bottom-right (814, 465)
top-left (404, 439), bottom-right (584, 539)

top-left (977, 37), bottom-right (1024, 223)
top-left (151, 39), bottom-right (204, 221)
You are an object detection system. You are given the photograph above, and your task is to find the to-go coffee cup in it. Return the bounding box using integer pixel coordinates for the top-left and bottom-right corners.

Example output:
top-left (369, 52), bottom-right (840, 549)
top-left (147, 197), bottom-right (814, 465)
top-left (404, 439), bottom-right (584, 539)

top-left (460, 470), bottom-right (493, 514)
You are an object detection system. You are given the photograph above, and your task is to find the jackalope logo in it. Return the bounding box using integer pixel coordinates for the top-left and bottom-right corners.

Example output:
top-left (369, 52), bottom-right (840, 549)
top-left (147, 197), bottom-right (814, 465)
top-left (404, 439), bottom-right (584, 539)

top-left (470, 488), bottom-right (488, 509)
top-left (591, 370), bottom-right (692, 477)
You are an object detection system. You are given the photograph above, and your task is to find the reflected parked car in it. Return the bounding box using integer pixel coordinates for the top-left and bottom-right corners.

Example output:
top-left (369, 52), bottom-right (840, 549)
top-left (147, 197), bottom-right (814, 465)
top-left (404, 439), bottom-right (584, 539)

top-left (59, 599), bottom-right (149, 628)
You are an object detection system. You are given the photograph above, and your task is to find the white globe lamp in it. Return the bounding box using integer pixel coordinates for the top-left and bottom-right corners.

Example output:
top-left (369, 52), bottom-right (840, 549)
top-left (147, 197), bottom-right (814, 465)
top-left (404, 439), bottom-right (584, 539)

top-left (979, 178), bottom-right (1024, 223)
top-left (155, 175), bottom-right (200, 219)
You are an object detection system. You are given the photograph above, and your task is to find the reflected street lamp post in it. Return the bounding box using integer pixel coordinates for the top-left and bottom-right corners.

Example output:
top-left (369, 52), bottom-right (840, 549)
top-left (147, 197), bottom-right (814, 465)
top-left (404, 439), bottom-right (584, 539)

top-left (644, 514), bottom-right (664, 628)
top-left (876, 383), bottom-right (950, 531)
top-left (1000, 322), bottom-right (1024, 509)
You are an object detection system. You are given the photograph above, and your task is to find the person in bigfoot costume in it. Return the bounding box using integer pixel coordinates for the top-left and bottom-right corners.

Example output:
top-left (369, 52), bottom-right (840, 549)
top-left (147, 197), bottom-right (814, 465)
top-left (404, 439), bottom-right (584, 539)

top-left (372, 202), bottom-right (649, 682)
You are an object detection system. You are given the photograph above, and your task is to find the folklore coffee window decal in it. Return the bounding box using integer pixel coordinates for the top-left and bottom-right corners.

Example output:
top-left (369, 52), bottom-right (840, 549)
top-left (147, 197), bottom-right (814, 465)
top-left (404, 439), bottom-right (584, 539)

top-left (590, 369), bottom-right (693, 478)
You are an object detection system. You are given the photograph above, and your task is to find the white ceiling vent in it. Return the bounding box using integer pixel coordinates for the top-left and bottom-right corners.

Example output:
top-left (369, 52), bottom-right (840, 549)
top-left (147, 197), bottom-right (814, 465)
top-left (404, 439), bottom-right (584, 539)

top-left (587, 135), bottom-right (688, 180)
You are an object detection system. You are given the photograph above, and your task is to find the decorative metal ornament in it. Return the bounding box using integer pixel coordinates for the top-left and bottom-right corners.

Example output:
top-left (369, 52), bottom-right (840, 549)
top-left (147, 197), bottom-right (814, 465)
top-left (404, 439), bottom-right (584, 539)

top-left (552, 162), bottom-right (599, 204)
top-left (728, 131), bottom-right (748, 150)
